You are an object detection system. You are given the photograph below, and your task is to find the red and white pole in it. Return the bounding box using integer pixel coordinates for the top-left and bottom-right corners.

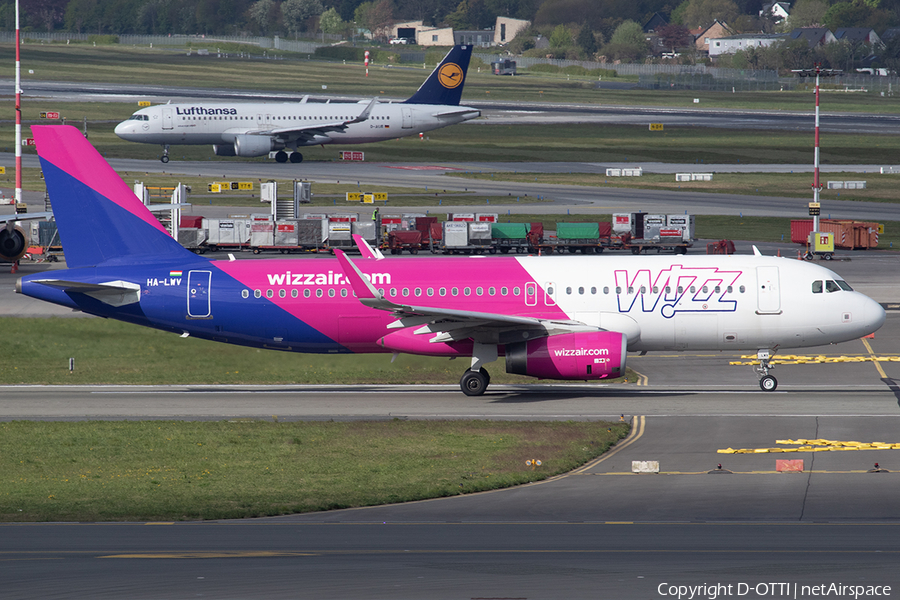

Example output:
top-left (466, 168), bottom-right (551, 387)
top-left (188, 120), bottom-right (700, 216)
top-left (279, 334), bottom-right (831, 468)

top-left (15, 0), bottom-right (22, 209)
top-left (813, 65), bottom-right (821, 232)
top-left (364, 50), bottom-right (369, 78)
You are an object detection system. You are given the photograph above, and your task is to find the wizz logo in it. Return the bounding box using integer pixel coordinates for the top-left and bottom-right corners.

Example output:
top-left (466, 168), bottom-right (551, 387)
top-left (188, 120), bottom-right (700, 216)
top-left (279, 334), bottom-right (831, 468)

top-left (614, 266), bottom-right (742, 318)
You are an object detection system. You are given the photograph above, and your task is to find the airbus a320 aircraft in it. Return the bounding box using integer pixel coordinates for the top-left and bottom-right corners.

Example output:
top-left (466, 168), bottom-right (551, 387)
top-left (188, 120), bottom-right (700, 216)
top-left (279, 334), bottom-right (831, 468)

top-left (19, 126), bottom-right (886, 394)
top-left (114, 45), bottom-right (480, 164)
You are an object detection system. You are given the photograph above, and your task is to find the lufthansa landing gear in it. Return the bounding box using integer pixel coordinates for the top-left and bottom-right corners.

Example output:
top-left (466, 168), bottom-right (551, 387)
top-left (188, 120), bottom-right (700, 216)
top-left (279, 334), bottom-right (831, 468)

top-left (160, 144), bottom-right (170, 163)
top-left (755, 349), bottom-right (778, 391)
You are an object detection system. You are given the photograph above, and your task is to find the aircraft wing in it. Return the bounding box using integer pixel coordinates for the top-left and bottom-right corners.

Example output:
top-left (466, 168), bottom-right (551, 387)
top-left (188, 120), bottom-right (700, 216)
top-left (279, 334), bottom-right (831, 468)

top-left (266, 98), bottom-right (377, 138)
top-left (334, 249), bottom-right (597, 345)
top-left (430, 108), bottom-right (481, 118)
top-left (1, 212), bottom-right (54, 225)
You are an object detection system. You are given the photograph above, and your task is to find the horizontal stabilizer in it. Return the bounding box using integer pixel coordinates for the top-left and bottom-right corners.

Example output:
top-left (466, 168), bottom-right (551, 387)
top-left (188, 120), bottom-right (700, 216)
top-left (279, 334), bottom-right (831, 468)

top-left (32, 278), bottom-right (141, 307)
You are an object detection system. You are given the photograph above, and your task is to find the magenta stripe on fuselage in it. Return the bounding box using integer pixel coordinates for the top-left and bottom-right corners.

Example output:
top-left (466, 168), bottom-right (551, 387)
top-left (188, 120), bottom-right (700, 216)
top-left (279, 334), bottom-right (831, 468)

top-left (31, 126), bottom-right (171, 236)
top-left (215, 256), bottom-right (569, 350)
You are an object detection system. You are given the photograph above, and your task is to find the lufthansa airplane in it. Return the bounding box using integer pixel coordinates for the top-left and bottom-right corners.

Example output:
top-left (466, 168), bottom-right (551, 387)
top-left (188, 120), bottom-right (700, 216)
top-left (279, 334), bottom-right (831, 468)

top-left (114, 45), bottom-right (480, 164)
top-left (19, 126), bottom-right (886, 395)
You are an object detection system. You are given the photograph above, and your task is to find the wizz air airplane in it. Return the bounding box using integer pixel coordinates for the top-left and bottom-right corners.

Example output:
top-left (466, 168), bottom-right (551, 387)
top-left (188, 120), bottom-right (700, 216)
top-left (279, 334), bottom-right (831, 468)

top-left (114, 45), bottom-right (480, 164)
top-left (19, 126), bottom-right (886, 394)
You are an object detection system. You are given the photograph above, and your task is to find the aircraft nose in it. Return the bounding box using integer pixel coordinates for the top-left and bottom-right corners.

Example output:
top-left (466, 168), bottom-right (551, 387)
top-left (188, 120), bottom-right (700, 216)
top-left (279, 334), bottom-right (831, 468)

top-left (860, 295), bottom-right (886, 336)
top-left (114, 120), bottom-right (134, 139)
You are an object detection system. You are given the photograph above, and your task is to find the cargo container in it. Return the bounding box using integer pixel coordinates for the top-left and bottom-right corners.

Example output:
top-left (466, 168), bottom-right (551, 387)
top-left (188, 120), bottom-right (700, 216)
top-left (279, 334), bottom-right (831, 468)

top-left (491, 223), bottom-right (529, 253)
top-left (388, 230), bottom-right (422, 254)
top-left (791, 219), bottom-right (881, 250)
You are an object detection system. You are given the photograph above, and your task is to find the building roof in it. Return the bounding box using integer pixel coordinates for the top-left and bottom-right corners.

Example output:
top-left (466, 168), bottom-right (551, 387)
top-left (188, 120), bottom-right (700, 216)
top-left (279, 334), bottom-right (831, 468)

top-left (789, 27), bottom-right (835, 47)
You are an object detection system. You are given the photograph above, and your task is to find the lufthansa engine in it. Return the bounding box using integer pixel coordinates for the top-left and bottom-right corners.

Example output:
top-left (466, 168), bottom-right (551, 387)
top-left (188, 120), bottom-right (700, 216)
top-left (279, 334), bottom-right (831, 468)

top-left (0, 225), bottom-right (28, 262)
top-left (506, 331), bottom-right (627, 381)
top-left (233, 135), bottom-right (277, 158)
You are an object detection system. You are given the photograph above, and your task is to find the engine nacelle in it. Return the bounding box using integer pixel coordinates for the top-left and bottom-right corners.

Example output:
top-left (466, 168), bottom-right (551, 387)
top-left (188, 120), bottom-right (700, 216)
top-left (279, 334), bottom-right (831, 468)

top-left (0, 225), bottom-right (28, 262)
top-left (506, 331), bottom-right (627, 381)
top-left (233, 135), bottom-right (276, 158)
top-left (212, 144), bottom-right (236, 156)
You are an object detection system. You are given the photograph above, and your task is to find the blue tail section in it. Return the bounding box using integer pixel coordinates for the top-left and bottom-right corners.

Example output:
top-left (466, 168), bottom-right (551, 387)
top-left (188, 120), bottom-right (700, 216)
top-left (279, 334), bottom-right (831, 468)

top-left (403, 45), bottom-right (473, 106)
top-left (32, 126), bottom-right (196, 269)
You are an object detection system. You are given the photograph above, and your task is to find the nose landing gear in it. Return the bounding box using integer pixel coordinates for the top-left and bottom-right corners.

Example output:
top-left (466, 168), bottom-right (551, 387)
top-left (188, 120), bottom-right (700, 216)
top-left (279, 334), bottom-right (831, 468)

top-left (160, 144), bottom-right (170, 163)
top-left (755, 349), bottom-right (778, 391)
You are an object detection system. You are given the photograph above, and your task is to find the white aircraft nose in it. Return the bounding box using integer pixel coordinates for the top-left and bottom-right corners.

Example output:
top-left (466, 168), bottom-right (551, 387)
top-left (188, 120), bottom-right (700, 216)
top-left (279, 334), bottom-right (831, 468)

top-left (114, 120), bottom-right (135, 139)
top-left (862, 295), bottom-right (887, 335)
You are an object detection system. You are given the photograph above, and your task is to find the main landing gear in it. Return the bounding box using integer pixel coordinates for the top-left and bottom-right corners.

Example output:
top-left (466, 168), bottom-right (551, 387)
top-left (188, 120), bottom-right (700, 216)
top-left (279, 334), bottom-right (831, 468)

top-left (274, 151), bottom-right (303, 164)
top-left (755, 349), bottom-right (778, 391)
top-left (459, 342), bottom-right (498, 396)
top-left (461, 368), bottom-right (491, 396)
top-left (160, 144), bottom-right (170, 163)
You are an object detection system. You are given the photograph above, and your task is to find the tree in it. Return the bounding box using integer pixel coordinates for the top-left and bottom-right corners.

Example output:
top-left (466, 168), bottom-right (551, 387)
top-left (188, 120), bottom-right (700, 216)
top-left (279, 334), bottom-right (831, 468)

top-left (549, 24), bottom-right (573, 48)
top-left (319, 6), bottom-right (344, 35)
top-left (602, 19), bottom-right (649, 61)
top-left (248, 0), bottom-right (279, 34)
top-left (282, 0), bottom-right (324, 36)
top-left (678, 0), bottom-right (739, 29)
top-left (576, 24), bottom-right (599, 56)
top-left (656, 23), bottom-right (690, 53)
top-left (785, 0), bottom-right (827, 28)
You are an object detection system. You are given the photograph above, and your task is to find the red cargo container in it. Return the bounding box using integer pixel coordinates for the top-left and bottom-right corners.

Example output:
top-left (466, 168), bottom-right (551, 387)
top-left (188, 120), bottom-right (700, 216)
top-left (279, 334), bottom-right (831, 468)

top-left (792, 219), bottom-right (880, 249)
top-left (181, 215), bottom-right (204, 229)
top-left (388, 230), bottom-right (423, 254)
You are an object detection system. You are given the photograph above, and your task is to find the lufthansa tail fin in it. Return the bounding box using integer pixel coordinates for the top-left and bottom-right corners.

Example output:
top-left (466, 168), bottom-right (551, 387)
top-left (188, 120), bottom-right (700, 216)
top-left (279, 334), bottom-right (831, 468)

top-left (32, 125), bottom-right (195, 269)
top-left (403, 45), bottom-right (473, 106)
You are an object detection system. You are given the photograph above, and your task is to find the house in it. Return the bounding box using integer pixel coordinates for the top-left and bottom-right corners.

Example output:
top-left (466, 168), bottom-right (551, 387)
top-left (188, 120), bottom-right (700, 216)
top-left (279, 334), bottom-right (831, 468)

top-left (643, 12), bottom-right (668, 33)
top-left (789, 27), bottom-right (837, 47)
top-left (693, 20), bottom-right (735, 53)
top-left (495, 17), bottom-right (530, 45)
top-left (708, 33), bottom-right (787, 60)
top-left (455, 30), bottom-right (495, 47)
top-left (834, 28), bottom-right (883, 48)
top-left (394, 16), bottom-right (529, 47)
top-left (759, 1), bottom-right (791, 22)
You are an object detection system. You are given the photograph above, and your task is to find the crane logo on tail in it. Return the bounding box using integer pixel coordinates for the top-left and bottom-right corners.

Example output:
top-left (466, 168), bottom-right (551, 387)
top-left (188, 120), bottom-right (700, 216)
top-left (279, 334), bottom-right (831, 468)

top-left (438, 63), bottom-right (464, 88)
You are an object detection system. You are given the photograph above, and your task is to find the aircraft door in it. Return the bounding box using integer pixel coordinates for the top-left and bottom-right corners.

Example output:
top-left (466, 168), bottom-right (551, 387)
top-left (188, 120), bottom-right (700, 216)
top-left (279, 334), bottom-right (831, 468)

top-left (257, 113), bottom-right (271, 129)
top-left (544, 282), bottom-right (557, 306)
top-left (525, 282), bottom-right (537, 306)
top-left (187, 270), bottom-right (212, 318)
top-left (756, 266), bottom-right (781, 314)
top-left (162, 107), bottom-right (174, 130)
top-left (401, 106), bottom-right (414, 129)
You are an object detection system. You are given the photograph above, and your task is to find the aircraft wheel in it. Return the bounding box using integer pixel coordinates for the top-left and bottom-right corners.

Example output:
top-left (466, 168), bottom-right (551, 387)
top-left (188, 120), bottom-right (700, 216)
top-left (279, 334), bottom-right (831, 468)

top-left (460, 369), bottom-right (489, 396)
top-left (160, 155), bottom-right (169, 164)
top-left (275, 151), bottom-right (289, 163)
top-left (290, 152), bottom-right (303, 164)
top-left (759, 375), bottom-right (777, 392)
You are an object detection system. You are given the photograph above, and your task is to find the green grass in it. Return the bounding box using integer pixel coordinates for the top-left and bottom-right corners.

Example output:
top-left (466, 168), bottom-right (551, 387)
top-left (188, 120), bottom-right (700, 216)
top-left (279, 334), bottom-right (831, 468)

top-left (6, 43), bottom-right (900, 112)
top-left (0, 419), bottom-right (629, 521)
top-left (0, 317), bottom-right (639, 385)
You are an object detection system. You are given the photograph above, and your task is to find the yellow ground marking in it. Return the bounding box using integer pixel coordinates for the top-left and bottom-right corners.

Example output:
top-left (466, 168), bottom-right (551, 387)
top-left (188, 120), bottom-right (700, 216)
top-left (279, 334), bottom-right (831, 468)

top-left (100, 551), bottom-right (318, 559)
top-left (571, 415), bottom-right (645, 475)
top-left (631, 368), bottom-right (649, 386)
top-left (862, 337), bottom-right (889, 379)
top-left (729, 353), bottom-right (900, 366)
top-left (718, 438), bottom-right (900, 454)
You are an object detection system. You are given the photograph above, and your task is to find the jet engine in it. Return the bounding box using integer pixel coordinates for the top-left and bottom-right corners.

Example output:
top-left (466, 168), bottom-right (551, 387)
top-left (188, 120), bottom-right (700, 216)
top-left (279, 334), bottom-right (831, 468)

top-left (212, 144), bottom-right (236, 156)
top-left (505, 331), bottom-right (627, 381)
top-left (0, 224), bottom-right (28, 262)
top-left (233, 135), bottom-right (277, 158)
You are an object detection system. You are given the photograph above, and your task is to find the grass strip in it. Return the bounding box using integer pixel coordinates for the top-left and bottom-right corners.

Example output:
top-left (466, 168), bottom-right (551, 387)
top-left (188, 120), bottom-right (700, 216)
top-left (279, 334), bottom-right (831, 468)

top-left (0, 419), bottom-right (629, 521)
top-left (6, 43), bottom-right (900, 112)
top-left (0, 317), bottom-right (639, 385)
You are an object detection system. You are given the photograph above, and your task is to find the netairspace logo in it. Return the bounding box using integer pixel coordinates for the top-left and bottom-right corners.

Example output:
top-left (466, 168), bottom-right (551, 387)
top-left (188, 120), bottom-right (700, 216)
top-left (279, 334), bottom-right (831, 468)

top-left (657, 582), bottom-right (892, 600)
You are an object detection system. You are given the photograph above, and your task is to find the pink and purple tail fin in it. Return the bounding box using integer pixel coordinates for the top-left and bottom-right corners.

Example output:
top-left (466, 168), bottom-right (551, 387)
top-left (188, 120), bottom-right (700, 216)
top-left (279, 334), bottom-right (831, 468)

top-left (32, 125), bottom-right (193, 269)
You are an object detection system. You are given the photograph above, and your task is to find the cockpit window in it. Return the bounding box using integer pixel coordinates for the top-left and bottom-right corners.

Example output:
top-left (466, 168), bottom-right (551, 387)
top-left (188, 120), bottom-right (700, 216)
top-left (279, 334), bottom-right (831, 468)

top-left (836, 280), bottom-right (853, 291)
top-left (129, 114), bottom-right (149, 121)
top-left (825, 280), bottom-right (841, 293)
top-left (812, 281), bottom-right (822, 294)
